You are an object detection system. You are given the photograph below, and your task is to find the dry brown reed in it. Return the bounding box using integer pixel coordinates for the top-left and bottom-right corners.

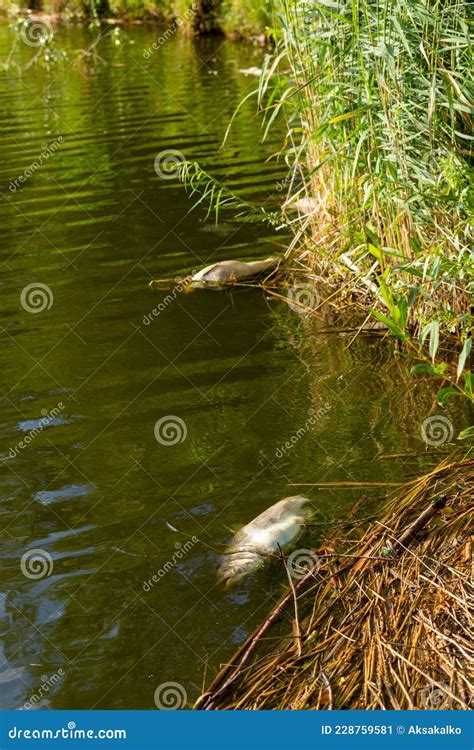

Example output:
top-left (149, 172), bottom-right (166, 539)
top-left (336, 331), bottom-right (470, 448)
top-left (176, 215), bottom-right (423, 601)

top-left (195, 454), bottom-right (473, 710)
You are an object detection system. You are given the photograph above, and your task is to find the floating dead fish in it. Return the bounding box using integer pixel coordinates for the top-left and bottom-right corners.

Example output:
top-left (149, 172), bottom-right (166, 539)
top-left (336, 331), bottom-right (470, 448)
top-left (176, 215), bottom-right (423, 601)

top-left (190, 257), bottom-right (278, 288)
top-left (148, 257), bottom-right (279, 293)
top-left (238, 67), bottom-right (263, 76)
top-left (284, 196), bottom-right (318, 215)
top-left (218, 495), bottom-right (312, 585)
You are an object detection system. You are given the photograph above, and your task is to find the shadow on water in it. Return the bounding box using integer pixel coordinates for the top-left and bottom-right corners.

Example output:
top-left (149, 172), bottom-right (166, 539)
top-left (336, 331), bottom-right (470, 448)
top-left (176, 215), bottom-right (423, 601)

top-left (0, 22), bottom-right (470, 709)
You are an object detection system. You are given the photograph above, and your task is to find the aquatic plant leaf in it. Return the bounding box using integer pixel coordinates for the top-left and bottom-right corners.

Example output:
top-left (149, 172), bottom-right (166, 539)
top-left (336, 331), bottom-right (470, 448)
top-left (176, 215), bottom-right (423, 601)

top-left (420, 320), bottom-right (440, 361)
top-left (411, 363), bottom-right (436, 375)
top-left (429, 321), bottom-right (440, 362)
top-left (370, 310), bottom-right (405, 340)
top-left (458, 426), bottom-right (474, 440)
top-left (464, 372), bottom-right (473, 397)
top-left (328, 107), bottom-right (368, 124)
top-left (436, 387), bottom-right (460, 406)
top-left (457, 338), bottom-right (472, 380)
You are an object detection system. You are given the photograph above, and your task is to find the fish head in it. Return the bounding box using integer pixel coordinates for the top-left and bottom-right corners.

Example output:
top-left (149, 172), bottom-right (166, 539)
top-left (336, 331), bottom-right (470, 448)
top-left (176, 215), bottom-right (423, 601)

top-left (217, 550), bottom-right (263, 587)
top-left (281, 495), bottom-right (313, 516)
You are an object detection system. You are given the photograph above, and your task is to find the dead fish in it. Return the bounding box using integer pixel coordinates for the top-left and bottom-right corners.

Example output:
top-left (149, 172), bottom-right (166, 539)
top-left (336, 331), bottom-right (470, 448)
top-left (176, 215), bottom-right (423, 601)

top-left (284, 196), bottom-right (318, 215)
top-left (218, 495), bottom-right (312, 585)
top-left (190, 257), bottom-right (278, 288)
top-left (238, 67), bottom-right (263, 76)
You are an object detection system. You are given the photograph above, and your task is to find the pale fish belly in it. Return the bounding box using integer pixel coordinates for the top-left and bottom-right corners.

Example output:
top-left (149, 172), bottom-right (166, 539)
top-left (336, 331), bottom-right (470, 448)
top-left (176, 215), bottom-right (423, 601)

top-left (242, 514), bottom-right (306, 554)
top-left (218, 509), bottom-right (309, 585)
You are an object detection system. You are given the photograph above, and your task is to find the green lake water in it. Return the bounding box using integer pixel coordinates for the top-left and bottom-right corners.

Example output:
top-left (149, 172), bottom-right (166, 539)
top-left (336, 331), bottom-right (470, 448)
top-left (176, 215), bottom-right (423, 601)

top-left (0, 22), bottom-right (468, 709)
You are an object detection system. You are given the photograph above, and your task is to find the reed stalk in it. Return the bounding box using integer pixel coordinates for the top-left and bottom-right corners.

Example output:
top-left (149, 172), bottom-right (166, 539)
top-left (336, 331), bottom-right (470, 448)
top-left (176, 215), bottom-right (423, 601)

top-left (196, 454), bottom-right (474, 710)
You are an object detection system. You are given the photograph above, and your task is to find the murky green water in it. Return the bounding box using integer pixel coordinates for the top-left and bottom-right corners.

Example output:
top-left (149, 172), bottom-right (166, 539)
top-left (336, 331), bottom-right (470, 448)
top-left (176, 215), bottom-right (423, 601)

top-left (0, 22), bottom-right (468, 710)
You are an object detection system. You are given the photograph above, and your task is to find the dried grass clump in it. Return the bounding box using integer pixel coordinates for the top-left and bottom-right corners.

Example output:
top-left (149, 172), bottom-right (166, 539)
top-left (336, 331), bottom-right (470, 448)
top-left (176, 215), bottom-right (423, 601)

top-left (196, 454), bottom-right (473, 710)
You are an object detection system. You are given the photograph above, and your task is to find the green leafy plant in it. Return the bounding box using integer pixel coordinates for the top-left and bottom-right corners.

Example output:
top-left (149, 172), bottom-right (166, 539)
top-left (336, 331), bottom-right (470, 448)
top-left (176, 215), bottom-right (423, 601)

top-left (255, 0), bottom-right (473, 399)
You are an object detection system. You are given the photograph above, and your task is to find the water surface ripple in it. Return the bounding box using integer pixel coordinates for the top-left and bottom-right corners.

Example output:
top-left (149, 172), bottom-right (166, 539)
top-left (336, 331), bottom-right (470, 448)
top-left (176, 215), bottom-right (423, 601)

top-left (0, 23), bottom-right (466, 709)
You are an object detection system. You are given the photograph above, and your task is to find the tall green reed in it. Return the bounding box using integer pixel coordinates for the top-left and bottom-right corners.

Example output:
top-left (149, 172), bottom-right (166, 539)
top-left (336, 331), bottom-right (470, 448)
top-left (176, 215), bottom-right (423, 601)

top-left (262, 0), bottom-right (473, 400)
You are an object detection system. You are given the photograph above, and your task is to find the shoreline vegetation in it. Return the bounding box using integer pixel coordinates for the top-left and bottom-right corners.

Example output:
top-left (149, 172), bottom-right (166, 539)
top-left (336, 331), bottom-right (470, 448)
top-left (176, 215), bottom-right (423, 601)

top-left (0, 0), bottom-right (272, 37)
top-left (176, 0), bottom-right (473, 412)
top-left (195, 455), bottom-right (473, 710)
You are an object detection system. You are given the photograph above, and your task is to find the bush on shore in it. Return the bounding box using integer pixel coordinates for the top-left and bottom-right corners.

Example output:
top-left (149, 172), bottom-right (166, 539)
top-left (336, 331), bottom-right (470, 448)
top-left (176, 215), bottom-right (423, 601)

top-left (0, 0), bottom-right (272, 34)
top-left (261, 0), bottom-right (472, 399)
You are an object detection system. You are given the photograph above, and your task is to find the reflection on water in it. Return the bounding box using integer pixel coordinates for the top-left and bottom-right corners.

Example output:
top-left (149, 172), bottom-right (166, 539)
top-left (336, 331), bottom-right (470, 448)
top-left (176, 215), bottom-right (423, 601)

top-left (0, 23), bottom-right (469, 709)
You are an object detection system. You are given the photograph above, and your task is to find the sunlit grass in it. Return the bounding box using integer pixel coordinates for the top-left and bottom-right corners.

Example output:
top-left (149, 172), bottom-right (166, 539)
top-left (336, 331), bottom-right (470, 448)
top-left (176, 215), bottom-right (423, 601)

top-left (256, 0), bottom-right (473, 397)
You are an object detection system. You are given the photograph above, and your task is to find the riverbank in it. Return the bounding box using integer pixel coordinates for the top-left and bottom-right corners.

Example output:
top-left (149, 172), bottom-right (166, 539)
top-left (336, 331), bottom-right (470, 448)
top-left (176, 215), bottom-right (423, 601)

top-left (195, 454), bottom-right (474, 710)
top-left (267, 0), bottom-right (473, 404)
top-left (0, 0), bottom-right (271, 36)
top-left (175, 0), bottom-right (473, 408)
